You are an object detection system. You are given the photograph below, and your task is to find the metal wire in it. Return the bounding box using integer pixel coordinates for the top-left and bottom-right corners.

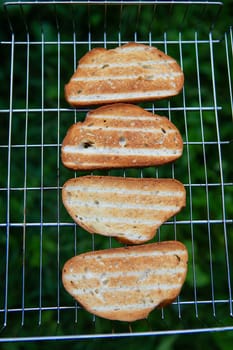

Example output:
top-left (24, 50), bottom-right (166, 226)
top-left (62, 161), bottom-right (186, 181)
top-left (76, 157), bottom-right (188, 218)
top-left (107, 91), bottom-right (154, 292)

top-left (0, 0), bottom-right (233, 343)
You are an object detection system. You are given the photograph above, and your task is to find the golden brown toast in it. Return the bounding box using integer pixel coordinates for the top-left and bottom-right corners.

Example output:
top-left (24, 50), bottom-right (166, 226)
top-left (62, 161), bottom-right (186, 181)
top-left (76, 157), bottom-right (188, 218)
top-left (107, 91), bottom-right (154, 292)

top-left (62, 176), bottom-right (186, 244)
top-left (65, 43), bottom-right (184, 106)
top-left (62, 241), bottom-right (188, 322)
top-left (61, 103), bottom-right (183, 170)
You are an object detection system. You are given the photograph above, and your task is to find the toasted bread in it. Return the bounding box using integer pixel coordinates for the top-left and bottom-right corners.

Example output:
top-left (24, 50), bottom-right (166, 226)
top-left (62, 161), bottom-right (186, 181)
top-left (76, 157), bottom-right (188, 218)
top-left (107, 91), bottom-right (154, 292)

top-left (62, 241), bottom-right (188, 322)
top-left (62, 176), bottom-right (186, 244)
top-left (65, 43), bottom-right (184, 106)
top-left (61, 103), bottom-right (183, 170)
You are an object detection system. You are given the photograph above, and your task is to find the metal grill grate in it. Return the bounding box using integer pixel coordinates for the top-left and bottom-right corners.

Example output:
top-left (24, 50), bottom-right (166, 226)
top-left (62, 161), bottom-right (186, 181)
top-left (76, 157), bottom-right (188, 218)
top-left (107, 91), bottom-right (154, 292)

top-left (0, 0), bottom-right (233, 343)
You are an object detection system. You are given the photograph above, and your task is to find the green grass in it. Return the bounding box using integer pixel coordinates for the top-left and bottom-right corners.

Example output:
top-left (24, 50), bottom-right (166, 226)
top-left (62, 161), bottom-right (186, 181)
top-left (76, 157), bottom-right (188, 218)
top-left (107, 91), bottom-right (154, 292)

top-left (0, 0), bottom-right (233, 348)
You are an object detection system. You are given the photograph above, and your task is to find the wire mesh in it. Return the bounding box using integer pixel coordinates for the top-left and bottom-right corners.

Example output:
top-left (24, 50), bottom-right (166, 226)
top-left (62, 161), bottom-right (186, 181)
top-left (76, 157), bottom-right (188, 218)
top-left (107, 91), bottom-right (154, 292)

top-left (0, 0), bottom-right (233, 343)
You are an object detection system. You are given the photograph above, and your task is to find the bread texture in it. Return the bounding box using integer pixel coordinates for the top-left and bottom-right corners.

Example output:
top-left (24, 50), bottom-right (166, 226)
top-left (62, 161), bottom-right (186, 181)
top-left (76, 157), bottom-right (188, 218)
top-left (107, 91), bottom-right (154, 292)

top-left (62, 241), bottom-right (188, 322)
top-left (65, 43), bottom-right (184, 106)
top-left (61, 103), bottom-right (183, 170)
top-left (62, 176), bottom-right (186, 244)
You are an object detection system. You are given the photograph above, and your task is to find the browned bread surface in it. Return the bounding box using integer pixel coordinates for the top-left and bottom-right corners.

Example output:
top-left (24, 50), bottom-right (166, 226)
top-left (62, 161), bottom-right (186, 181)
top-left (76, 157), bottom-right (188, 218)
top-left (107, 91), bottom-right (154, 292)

top-left (61, 103), bottom-right (183, 170)
top-left (65, 43), bottom-right (184, 106)
top-left (62, 176), bottom-right (186, 244)
top-left (62, 241), bottom-right (188, 322)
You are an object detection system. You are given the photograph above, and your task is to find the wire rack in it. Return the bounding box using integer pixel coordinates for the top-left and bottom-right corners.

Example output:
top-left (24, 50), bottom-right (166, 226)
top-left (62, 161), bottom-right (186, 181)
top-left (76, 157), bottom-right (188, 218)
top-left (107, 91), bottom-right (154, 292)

top-left (0, 0), bottom-right (233, 343)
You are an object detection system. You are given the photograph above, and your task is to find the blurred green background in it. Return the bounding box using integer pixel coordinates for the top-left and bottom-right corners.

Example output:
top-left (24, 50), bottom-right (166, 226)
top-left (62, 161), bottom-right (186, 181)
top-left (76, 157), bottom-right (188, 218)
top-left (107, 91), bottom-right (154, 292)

top-left (0, 0), bottom-right (233, 349)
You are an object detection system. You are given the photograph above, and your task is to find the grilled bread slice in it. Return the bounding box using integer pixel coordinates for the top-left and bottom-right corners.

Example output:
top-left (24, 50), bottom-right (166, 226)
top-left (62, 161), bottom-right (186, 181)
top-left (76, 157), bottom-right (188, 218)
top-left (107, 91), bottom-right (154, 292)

top-left (65, 43), bottom-right (184, 106)
top-left (61, 103), bottom-right (183, 170)
top-left (62, 241), bottom-right (188, 322)
top-left (62, 176), bottom-right (186, 244)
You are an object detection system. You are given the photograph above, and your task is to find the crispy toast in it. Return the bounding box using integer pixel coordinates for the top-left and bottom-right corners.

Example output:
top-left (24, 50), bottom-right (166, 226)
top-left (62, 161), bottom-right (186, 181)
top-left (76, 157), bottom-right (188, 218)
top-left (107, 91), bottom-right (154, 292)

top-left (65, 43), bottom-right (184, 106)
top-left (62, 241), bottom-right (188, 322)
top-left (62, 176), bottom-right (186, 244)
top-left (61, 103), bottom-right (183, 170)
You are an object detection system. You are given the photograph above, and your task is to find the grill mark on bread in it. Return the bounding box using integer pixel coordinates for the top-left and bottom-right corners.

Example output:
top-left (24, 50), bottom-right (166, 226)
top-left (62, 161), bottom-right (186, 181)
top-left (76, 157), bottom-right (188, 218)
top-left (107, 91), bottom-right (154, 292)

top-left (78, 124), bottom-right (178, 133)
top-left (64, 185), bottom-right (184, 197)
top-left (65, 266), bottom-right (187, 281)
top-left (68, 214), bottom-right (161, 227)
top-left (63, 145), bottom-right (181, 156)
top-left (70, 284), bottom-right (183, 297)
top-left (91, 302), bottom-right (166, 312)
top-left (65, 217), bottom-right (162, 241)
top-left (62, 176), bottom-right (186, 244)
top-left (113, 45), bottom-right (161, 53)
top-left (67, 268), bottom-right (186, 278)
top-left (71, 72), bottom-right (182, 82)
top-left (67, 90), bottom-right (179, 103)
top-left (85, 114), bottom-right (173, 121)
top-left (65, 199), bottom-right (181, 212)
top-left (62, 241), bottom-right (188, 321)
top-left (75, 249), bottom-right (187, 260)
top-left (78, 59), bottom-right (175, 68)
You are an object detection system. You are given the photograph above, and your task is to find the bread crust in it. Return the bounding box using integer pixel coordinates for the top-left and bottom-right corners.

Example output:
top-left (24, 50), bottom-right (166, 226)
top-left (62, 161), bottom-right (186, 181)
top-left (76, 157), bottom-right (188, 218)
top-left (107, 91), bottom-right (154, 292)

top-left (61, 103), bottom-right (183, 170)
top-left (62, 241), bottom-right (188, 322)
top-left (65, 43), bottom-right (184, 106)
top-left (62, 175), bottom-right (186, 244)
